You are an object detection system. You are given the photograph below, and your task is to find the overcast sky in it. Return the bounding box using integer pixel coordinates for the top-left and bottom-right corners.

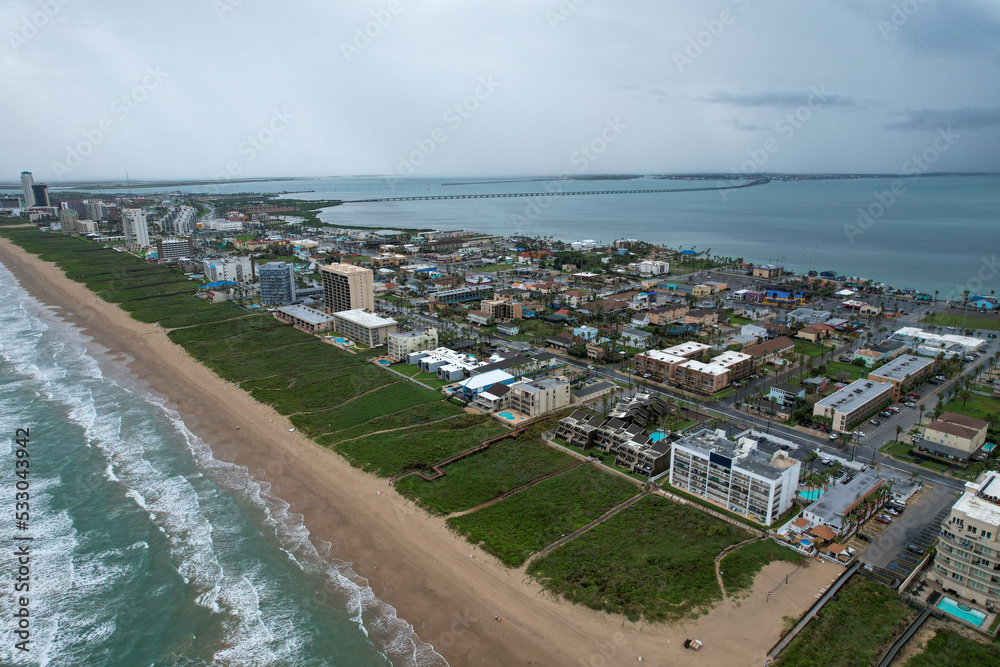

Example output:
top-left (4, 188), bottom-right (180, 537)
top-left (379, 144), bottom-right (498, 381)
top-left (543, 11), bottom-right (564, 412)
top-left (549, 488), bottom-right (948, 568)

top-left (2, 0), bottom-right (998, 183)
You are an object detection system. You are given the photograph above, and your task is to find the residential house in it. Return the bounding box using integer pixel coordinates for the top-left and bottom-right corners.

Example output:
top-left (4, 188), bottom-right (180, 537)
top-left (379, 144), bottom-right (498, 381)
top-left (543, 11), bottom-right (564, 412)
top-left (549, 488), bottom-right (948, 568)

top-left (621, 328), bottom-right (654, 349)
top-left (472, 383), bottom-right (512, 412)
top-left (852, 340), bottom-right (907, 368)
top-left (769, 382), bottom-right (805, 407)
top-left (797, 323), bottom-right (835, 343)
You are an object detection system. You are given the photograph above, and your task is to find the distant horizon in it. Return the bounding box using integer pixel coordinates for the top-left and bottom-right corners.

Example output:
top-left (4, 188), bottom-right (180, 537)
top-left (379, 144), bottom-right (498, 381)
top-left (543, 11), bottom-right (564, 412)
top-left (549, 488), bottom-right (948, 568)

top-left (3, 171), bottom-right (1000, 190)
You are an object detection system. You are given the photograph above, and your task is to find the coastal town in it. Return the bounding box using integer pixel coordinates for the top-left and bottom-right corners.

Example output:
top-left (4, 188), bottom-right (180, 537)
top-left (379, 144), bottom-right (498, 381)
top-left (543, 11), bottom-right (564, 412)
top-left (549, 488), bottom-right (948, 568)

top-left (4, 176), bottom-right (1000, 666)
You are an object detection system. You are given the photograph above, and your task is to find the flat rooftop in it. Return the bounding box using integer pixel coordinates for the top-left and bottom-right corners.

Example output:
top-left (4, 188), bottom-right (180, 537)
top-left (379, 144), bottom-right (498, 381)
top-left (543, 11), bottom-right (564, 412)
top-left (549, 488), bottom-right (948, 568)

top-left (277, 304), bottom-right (334, 325)
top-left (333, 309), bottom-right (398, 328)
top-left (954, 472), bottom-right (1000, 526)
top-left (815, 378), bottom-right (893, 415)
top-left (805, 471), bottom-right (884, 523)
top-left (868, 354), bottom-right (935, 383)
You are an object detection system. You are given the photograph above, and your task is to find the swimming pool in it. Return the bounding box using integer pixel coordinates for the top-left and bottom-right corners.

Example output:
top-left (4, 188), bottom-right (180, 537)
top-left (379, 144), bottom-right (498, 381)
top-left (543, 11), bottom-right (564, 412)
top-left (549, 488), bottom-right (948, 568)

top-left (649, 431), bottom-right (667, 443)
top-left (799, 489), bottom-right (824, 501)
top-left (936, 596), bottom-right (987, 626)
top-left (333, 337), bottom-right (350, 345)
top-left (377, 359), bottom-right (391, 365)
top-left (985, 443), bottom-right (996, 453)
top-left (498, 411), bottom-right (516, 420)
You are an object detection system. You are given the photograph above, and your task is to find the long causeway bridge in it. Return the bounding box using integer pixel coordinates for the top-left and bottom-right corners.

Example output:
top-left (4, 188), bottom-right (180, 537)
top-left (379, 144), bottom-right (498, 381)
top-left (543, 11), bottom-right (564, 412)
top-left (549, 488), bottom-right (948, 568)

top-left (341, 177), bottom-right (769, 203)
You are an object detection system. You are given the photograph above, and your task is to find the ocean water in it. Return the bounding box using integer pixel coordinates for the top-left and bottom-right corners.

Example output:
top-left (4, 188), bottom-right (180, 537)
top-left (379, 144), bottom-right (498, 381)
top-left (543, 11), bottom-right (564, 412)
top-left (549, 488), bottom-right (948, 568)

top-left (0, 261), bottom-right (445, 666)
top-left (52, 173), bottom-right (996, 297)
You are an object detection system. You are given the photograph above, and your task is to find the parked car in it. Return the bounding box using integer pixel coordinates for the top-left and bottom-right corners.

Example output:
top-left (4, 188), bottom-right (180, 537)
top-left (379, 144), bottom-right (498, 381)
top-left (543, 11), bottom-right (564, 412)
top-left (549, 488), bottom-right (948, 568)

top-left (829, 432), bottom-right (840, 440)
top-left (876, 516), bottom-right (892, 525)
top-left (870, 419), bottom-right (881, 426)
top-left (908, 393), bottom-right (921, 400)
top-left (858, 533), bottom-right (872, 543)
top-left (907, 544), bottom-right (926, 556)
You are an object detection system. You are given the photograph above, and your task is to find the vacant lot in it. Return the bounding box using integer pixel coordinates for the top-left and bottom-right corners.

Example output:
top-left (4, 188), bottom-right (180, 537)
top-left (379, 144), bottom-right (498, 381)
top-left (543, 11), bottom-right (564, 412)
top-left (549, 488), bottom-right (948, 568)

top-left (904, 629), bottom-right (1000, 667)
top-left (528, 494), bottom-right (752, 621)
top-left (449, 465), bottom-right (638, 567)
top-left (720, 539), bottom-right (805, 597)
top-left (335, 414), bottom-right (508, 478)
top-left (922, 311), bottom-right (1000, 332)
top-left (396, 436), bottom-right (576, 514)
top-left (776, 576), bottom-right (913, 667)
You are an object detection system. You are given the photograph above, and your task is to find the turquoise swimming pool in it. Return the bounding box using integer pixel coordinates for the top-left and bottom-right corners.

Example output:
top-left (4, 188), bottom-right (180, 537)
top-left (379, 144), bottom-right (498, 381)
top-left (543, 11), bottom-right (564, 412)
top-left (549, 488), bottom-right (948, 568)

top-left (985, 443), bottom-right (996, 453)
top-left (378, 360), bottom-right (391, 366)
top-left (333, 337), bottom-right (350, 345)
top-left (649, 431), bottom-right (667, 443)
top-left (799, 489), bottom-right (824, 501)
top-left (498, 411), bottom-right (515, 420)
top-left (936, 596), bottom-right (987, 626)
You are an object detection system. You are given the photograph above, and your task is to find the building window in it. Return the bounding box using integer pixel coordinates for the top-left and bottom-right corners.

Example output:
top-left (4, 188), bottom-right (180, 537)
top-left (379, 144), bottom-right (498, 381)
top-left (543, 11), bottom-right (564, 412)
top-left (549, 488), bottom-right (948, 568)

top-left (970, 580), bottom-right (986, 591)
top-left (951, 572), bottom-right (966, 583)
top-left (968, 525), bottom-right (978, 535)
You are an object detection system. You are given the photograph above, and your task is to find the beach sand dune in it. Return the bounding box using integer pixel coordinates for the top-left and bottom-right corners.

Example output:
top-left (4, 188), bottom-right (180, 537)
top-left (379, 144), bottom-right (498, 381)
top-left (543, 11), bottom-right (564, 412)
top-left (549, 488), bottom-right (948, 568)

top-left (0, 238), bottom-right (840, 666)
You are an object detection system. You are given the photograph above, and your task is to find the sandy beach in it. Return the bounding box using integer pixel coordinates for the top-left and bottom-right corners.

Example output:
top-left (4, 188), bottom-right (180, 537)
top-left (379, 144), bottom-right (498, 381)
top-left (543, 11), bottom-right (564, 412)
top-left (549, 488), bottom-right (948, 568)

top-left (0, 237), bottom-right (842, 666)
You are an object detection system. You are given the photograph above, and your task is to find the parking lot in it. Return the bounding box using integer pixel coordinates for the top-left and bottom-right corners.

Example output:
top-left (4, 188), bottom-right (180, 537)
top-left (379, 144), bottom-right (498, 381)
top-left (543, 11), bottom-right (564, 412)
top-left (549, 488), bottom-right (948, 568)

top-left (856, 484), bottom-right (956, 576)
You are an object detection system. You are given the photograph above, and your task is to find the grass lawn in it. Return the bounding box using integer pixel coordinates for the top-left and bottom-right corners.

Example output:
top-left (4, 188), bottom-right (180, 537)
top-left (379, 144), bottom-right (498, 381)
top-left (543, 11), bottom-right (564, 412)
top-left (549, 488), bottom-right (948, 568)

top-left (879, 440), bottom-right (950, 473)
top-left (720, 539), bottom-right (806, 597)
top-left (922, 311), bottom-right (1000, 332)
top-left (903, 630), bottom-right (1000, 666)
top-left (476, 263), bottom-right (515, 272)
top-left (290, 381), bottom-right (445, 436)
top-left (449, 465), bottom-right (638, 567)
top-left (775, 576), bottom-right (914, 667)
top-left (528, 494), bottom-right (753, 622)
top-left (793, 339), bottom-right (831, 358)
top-left (825, 360), bottom-right (866, 382)
top-left (661, 481), bottom-right (773, 530)
top-left (318, 401), bottom-right (464, 444)
top-left (938, 393), bottom-right (1000, 423)
top-left (389, 363), bottom-right (454, 388)
top-left (729, 315), bottom-right (752, 326)
top-left (396, 437), bottom-right (577, 514)
top-left (335, 414), bottom-right (508, 478)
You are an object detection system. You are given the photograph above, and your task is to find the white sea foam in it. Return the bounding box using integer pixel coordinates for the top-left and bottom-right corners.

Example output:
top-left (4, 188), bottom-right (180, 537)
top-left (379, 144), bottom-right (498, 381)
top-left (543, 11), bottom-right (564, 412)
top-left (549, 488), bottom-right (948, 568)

top-left (0, 261), bottom-right (448, 667)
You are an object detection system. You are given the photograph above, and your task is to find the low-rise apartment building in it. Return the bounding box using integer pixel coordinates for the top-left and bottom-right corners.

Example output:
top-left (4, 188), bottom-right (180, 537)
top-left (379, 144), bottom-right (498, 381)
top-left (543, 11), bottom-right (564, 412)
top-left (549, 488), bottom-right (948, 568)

top-left (933, 471), bottom-right (1000, 607)
top-left (674, 350), bottom-right (752, 394)
top-left (634, 342), bottom-right (712, 381)
top-left (387, 328), bottom-right (439, 362)
top-left (813, 378), bottom-right (894, 432)
top-left (274, 304), bottom-right (335, 333)
top-left (867, 354), bottom-right (936, 400)
top-left (800, 471), bottom-right (888, 538)
top-left (669, 428), bottom-right (800, 525)
top-left (331, 309), bottom-right (399, 347)
top-left (507, 375), bottom-right (570, 417)
top-left (918, 413), bottom-right (991, 467)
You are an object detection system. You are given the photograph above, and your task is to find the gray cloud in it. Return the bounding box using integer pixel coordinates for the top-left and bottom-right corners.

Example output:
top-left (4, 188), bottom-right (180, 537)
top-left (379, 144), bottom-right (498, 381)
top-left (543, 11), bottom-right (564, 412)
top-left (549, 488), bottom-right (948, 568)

top-left (698, 90), bottom-right (863, 109)
top-left (732, 119), bottom-right (768, 131)
top-left (885, 107), bottom-right (1000, 131)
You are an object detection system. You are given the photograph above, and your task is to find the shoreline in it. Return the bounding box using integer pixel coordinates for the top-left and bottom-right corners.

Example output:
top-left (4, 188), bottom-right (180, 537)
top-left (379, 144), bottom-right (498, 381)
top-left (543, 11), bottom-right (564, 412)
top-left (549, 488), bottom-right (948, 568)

top-left (0, 237), bottom-right (840, 666)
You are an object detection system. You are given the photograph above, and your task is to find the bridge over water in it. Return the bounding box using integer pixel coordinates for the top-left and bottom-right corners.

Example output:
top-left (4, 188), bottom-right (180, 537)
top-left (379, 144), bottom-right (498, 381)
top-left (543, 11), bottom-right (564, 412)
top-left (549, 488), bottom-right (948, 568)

top-left (340, 177), bottom-right (769, 203)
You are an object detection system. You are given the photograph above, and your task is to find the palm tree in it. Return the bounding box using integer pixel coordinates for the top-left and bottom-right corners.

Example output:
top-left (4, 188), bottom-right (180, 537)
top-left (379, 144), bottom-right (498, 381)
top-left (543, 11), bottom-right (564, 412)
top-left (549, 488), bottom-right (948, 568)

top-left (918, 403), bottom-right (926, 424)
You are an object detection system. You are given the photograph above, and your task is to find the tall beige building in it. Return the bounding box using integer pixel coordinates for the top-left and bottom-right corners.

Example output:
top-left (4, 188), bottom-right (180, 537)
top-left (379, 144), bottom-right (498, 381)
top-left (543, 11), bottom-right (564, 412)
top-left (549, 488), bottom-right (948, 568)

top-left (933, 471), bottom-right (1000, 608)
top-left (321, 263), bottom-right (374, 313)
